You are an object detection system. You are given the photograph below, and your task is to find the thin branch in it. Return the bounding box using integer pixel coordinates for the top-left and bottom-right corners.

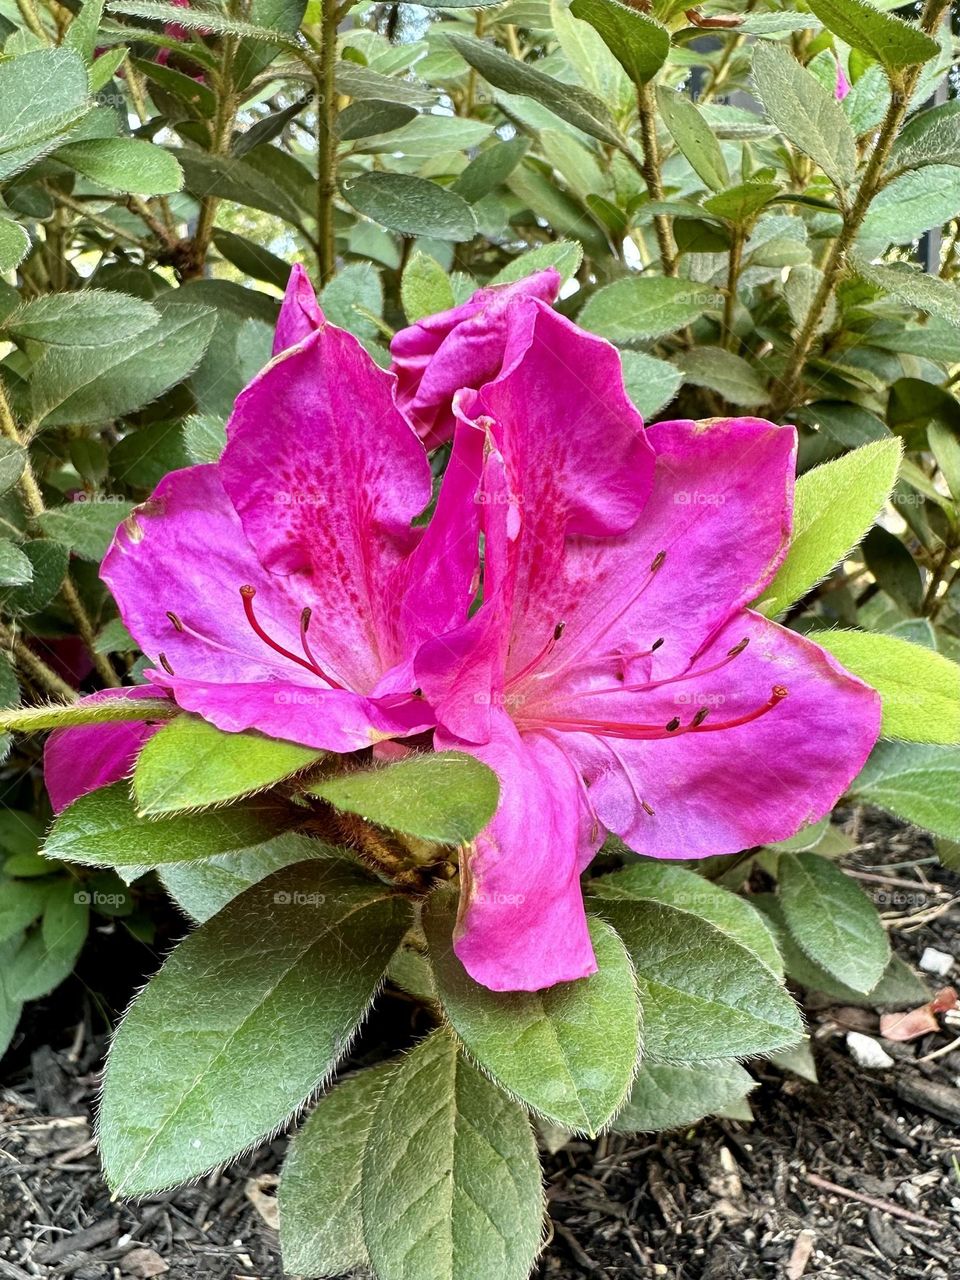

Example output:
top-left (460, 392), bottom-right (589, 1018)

top-left (0, 624), bottom-right (79, 704)
top-left (635, 81), bottom-right (677, 277)
top-left (0, 695), bottom-right (179, 733)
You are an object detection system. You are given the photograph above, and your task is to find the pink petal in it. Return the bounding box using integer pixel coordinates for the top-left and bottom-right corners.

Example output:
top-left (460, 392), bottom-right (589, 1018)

top-left (273, 264), bottom-right (324, 355)
top-left (417, 303), bottom-right (655, 739)
top-left (150, 672), bottom-right (435, 752)
top-left (564, 609), bottom-right (881, 857)
top-left (441, 714), bottom-right (599, 992)
top-left (835, 58), bottom-right (851, 101)
top-left (390, 269), bottom-right (561, 448)
top-left (219, 318), bottom-right (435, 692)
top-left (102, 465), bottom-right (429, 752)
top-left (44, 688), bottom-right (170, 814)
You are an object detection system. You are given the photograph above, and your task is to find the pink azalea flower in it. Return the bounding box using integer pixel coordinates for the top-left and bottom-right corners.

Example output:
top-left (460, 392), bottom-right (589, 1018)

top-left (96, 269), bottom-right (483, 754)
top-left (44, 688), bottom-right (171, 814)
top-left (389, 268), bottom-right (562, 449)
top-left (835, 56), bottom-right (851, 101)
top-left (414, 299), bottom-right (882, 992)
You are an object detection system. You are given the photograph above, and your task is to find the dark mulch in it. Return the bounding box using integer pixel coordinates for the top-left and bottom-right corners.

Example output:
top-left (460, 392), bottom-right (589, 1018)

top-left (2, 812), bottom-right (960, 1280)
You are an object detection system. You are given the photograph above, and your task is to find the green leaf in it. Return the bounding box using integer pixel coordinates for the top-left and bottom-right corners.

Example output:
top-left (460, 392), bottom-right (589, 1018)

top-left (594, 899), bottom-right (802, 1062)
top-left (889, 100), bottom-right (960, 172)
top-left (0, 541), bottom-right (68, 616)
top-left (568, 0), bottom-right (669, 86)
top-left (319, 261), bottom-right (383, 343)
top-left (3, 290), bottom-right (159, 346)
top-left (28, 304), bottom-right (216, 427)
top-left (590, 861), bottom-right (783, 977)
top-left (338, 99), bottom-right (418, 141)
top-left (490, 239), bottom-right (583, 285)
top-left (861, 166), bottom-right (960, 245)
top-left (579, 277), bottom-right (722, 343)
top-left (656, 88), bottom-right (729, 193)
top-left (810, 629), bottom-right (960, 745)
top-left (753, 438), bottom-right (902, 617)
top-left (160, 832), bottom-right (328, 922)
top-left (855, 253), bottom-right (960, 327)
top-left (66, 0), bottom-right (105, 62)
top-left (105, 0), bottom-right (299, 42)
top-left (756, 894), bottom-right (927, 1006)
top-left (182, 412), bottom-right (226, 463)
top-left (702, 181), bottom-right (779, 225)
top-left (307, 752), bottom-right (499, 845)
top-left (0, 540), bottom-right (32, 588)
top-left (0, 876), bottom-right (47, 944)
top-left (134, 715), bottom-right (324, 814)
top-left (0, 47), bottom-right (90, 156)
top-left (806, 0), bottom-right (939, 71)
top-left (361, 1028), bottom-right (544, 1280)
top-left (751, 41), bottom-right (856, 191)
top-left (171, 148), bottom-right (305, 227)
top-left (448, 33), bottom-right (625, 150)
top-left (54, 138), bottom-right (183, 195)
top-left (0, 218), bottom-right (30, 273)
top-left (401, 252), bottom-right (456, 324)
top-left (43, 780), bottom-right (293, 867)
top-left (37, 500), bottom-right (131, 561)
top-left (929, 419), bottom-right (960, 504)
top-left (673, 346), bottom-right (767, 407)
top-left (451, 137), bottom-right (529, 203)
top-left (5, 882), bottom-right (88, 1002)
top-left (862, 525), bottom-right (923, 614)
top-left (849, 740), bottom-right (960, 840)
top-left (424, 901), bottom-right (640, 1133)
top-left (356, 115), bottom-right (493, 161)
top-left (93, 618), bottom-right (136, 654)
top-left (778, 852), bottom-right (890, 994)
top-left (785, 263), bottom-right (836, 336)
top-left (341, 173), bottom-right (478, 243)
top-left (279, 1064), bottom-right (393, 1278)
top-left (0, 440), bottom-right (26, 497)
top-left (100, 861), bottom-right (409, 1195)
top-left (612, 1060), bottom-right (755, 1133)
top-left (620, 349), bottom-right (681, 420)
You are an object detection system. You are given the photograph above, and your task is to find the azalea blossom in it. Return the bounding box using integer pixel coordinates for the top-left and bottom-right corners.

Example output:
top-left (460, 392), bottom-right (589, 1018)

top-left (414, 299), bottom-right (882, 991)
top-left (389, 268), bottom-right (561, 448)
top-left (95, 271), bottom-right (482, 755)
top-left (46, 269), bottom-right (881, 998)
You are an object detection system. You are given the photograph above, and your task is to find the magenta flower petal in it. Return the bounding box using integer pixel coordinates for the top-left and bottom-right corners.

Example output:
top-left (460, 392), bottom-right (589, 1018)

top-left (564, 608), bottom-right (881, 857)
top-left (273, 264), bottom-right (324, 355)
top-left (101, 464), bottom-right (433, 752)
top-left (44, 688), bottom-right (170, 813)
top-left (835, 57), bottom-right (851, 100)
top-left (219, 320), bottom-right (436, 693)
top-left (416, 302), bottom-right (655, 739)
top-left (390, 269), bottom-right (562, 448)
top-left (441, 714), bottom-right (599, 992)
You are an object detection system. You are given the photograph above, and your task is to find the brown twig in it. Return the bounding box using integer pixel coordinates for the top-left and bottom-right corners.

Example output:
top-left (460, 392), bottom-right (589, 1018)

top-left (805, 1172), bottom-right (940, 1230)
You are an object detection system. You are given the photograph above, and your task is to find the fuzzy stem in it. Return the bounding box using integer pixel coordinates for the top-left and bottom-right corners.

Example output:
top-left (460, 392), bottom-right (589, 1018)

top-left (15, 0), bottom-right (47, 39)
top-left (635, 81), bottom-right (677, 277)
top-left (314, 0), bottom-right (340, 285)
top-left (0, 376), bottom-right (120, 688)
top-left (769, 0), bottom-right (949, 418)
top-left (184, 41), bottom-right (238, 280)
top-left (723, 228), bottom-right (744, 352)
top-left (0, 625), bottom-right (79, 704)
top-left (0, 695), bottom-right (178, 733)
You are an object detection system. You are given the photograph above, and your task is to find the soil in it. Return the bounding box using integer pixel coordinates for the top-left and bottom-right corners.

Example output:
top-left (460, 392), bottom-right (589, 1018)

top-left (2, 812), bottom-right (959, 1280)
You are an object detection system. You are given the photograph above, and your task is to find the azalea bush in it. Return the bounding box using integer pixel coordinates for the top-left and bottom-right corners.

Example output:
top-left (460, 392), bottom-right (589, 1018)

top-left (2, 0), bottom-right (960, 1275)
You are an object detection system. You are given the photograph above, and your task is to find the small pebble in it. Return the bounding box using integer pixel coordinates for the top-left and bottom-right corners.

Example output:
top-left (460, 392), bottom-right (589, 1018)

top-left (920, 946), bottom-right (954, 977)
top-left (846, 1031), bottom-right (895, 1070)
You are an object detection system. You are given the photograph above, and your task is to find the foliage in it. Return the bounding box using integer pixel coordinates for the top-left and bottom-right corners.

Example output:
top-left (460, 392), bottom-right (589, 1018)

top-left (1, 0), bottom-right (959, 1276)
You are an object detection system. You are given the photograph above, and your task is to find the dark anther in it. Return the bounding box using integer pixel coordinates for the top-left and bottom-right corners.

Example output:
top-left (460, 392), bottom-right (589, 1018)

top-left (651, 550), bottom-right (666, 571)
top-left (166, 611), bottom-right (184, 632)
top-left (727, 637), bottom-right (749, 657)
top-left (665, 716), bottom-right (681, 732)
top-left (553, 621), bottom-right (566, 642)
top-left (693, 707), bottom-right (710, 726)
top-left (158, 652), bottom-right (175, 675)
